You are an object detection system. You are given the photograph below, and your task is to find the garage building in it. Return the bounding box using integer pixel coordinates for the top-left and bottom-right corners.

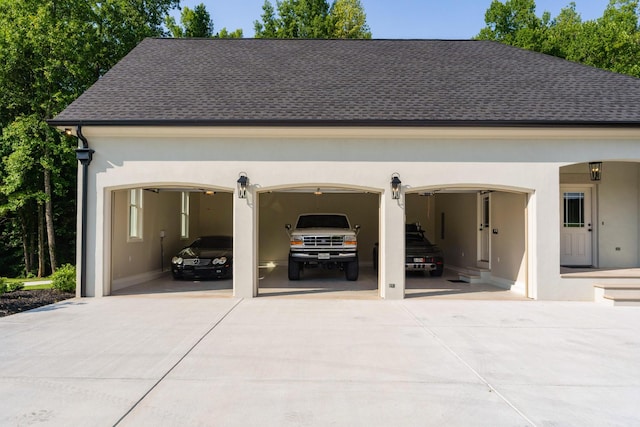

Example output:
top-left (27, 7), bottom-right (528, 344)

top-left (50, 38), bottom-right (640, 301)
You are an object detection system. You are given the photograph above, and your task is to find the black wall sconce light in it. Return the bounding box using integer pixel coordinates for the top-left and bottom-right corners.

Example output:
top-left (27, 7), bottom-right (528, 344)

top-left (391, 173), bottom-right (401, 199)
top-left (589, 162), bottom-right (602, 181)
top-left (237, 173), bottom-right (248, 199)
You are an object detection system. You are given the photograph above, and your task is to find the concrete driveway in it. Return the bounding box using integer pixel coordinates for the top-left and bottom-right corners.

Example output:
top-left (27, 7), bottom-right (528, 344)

top-left (1, 292), bottom-right (639, 426)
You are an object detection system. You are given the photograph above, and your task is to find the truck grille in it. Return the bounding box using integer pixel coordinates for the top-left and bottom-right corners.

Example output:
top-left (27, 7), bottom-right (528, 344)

top-left (303, 235), bottom-right (344, 247)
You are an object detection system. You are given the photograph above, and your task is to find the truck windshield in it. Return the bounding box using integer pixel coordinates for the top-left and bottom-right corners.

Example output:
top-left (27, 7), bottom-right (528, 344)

top-left (296, 215), bottom-right (350, 229)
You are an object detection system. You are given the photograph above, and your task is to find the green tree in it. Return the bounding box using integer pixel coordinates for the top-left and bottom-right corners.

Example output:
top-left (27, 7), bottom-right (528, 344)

top-left (330, 0), bottom-right (371, 39)
top-left (476, 0), bottom-right (550, 50)
top-left (165, 3), bottom-right (214, 37)
top-left (571, 0), bottom-right (640, 77)
top-left (254, 0), bottom-right (371, 38)
top-left (476, 0), bottom-right (640, 78)
top-left (165, 3), bottom-right (243, 38)
top-left (0, 0), bottom-right (180, 277)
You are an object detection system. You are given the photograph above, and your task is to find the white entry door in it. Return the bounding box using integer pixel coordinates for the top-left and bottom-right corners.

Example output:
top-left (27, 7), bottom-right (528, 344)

top-left (477, 194), bottom-right (490, 269)
top-left (560, 187), bottom-right (593, 266)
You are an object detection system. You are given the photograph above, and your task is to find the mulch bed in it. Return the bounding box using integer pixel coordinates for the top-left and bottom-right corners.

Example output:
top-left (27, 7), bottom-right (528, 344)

top-left (0, 289), bottom-right (75, 318)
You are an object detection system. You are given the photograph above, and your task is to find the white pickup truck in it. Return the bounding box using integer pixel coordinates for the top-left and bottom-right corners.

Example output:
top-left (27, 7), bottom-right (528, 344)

top-left (285, 213), bottom-right (360, 281)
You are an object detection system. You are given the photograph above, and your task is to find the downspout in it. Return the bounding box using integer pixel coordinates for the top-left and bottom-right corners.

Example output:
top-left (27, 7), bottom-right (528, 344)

top-left (75, 126), bottom-right (94, 297)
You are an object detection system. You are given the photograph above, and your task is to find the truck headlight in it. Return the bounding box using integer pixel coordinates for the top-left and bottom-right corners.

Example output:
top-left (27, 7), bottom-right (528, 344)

top-left (344, 236), bottom-right (357, 246)
top-left (290, 237), bottom-right (303, 245)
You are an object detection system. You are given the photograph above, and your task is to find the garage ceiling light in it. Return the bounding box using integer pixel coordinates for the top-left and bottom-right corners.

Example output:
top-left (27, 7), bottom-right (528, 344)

top-left (314, 188), bottom-right (323, 195)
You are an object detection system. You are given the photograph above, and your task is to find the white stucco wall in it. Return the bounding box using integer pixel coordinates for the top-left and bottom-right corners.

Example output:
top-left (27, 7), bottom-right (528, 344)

top-left (73, 126), bottom-right (640, 300)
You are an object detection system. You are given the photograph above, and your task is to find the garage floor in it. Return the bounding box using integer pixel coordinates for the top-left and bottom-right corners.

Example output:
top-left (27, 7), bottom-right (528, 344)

top-left (113, 267), bottom-right (527, 300)
top-left (112, 275), bottom-right (233, 297)
top-left (259, 265), bottom-right (528, 300)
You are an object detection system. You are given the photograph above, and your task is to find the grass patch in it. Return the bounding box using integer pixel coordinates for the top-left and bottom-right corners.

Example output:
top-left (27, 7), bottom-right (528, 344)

top-left (23, 283), bottom-right (54, 290)
top-left (6, 277), bottom-right (50, 284)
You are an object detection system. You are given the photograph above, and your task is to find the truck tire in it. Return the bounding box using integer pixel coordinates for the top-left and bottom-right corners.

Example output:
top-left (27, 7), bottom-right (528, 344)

top-left (288, 256), bottom-right (301, 280)
top-left (345, 257), bottom-right (359, 281)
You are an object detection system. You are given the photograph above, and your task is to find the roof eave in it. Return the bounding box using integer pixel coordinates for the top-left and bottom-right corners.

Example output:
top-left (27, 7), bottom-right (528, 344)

top-left (46, 118), bottom-right (640, 128)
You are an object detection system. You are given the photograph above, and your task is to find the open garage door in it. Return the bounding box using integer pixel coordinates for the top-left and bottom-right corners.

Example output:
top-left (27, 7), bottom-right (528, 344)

top-left (404, 189), bottom-right (530, 299)
top-left (109, 187), bottom-right (234, 296)
top-left (257, 188), bottom-right (380, 298)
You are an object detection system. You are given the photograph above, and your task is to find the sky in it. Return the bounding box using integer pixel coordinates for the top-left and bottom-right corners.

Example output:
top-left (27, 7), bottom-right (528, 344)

top-left (174, 0), bottom-right (613, 39)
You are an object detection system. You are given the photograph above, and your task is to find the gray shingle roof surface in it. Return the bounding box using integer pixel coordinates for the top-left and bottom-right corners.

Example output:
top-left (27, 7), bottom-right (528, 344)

top-left (51, 38), bottom-right (640, 126)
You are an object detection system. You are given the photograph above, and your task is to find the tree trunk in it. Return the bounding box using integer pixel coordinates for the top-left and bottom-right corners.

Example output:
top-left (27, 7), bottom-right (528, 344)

top-left (29, 220), bottom-right (35, 275)
top-left (38, 203), bottom-right (45, 277)
top-left (20, 216), bottom-right (30, 276)
top-left (44, 168), bottom-right (57, 272)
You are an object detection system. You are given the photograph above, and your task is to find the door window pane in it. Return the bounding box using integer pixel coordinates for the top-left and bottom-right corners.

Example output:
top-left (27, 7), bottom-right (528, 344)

top-left (563, 192), bottom-right (584, 228)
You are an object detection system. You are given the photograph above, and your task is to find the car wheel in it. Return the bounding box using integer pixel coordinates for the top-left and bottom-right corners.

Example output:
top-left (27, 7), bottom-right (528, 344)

top-left (288, 256), bottom-right (301, 280)
top-left (346, 257), bottom-right (359, 281)
top-left (431, 265), bottom-right (444, 277)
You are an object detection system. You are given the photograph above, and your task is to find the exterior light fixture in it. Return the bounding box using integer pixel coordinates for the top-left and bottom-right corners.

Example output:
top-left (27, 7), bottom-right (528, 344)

top-left (314, 188), bottom-right (323, 195)
top-left (589, 162), bottom-right (602, 181)
top-left (391, 173), bottom-right (401, 199)
top-left (237, 173), bottom-right (248, 199)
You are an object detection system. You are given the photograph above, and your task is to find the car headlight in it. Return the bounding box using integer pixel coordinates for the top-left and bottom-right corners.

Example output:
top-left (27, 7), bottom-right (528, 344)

top-left (344, 236), bottom-right (357, 246)
top-left (212, 257), bottom-right (227, 265)
top-left (172, 257), bottom-right (183, 265)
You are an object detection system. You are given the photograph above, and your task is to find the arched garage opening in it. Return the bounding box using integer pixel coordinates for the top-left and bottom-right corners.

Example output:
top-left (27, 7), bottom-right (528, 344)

top-left (257, 185), bottom-right (380, 298)
top-left (108, 185), bottom-right (234, 296)
top-left (404, 186), bottom-right (531, 299)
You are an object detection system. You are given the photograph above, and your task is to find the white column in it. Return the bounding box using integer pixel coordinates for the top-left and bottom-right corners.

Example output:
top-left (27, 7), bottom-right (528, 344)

top-left (534, 174), bottom-right (560, 300)
top-left (380, 187), bottom-right (406, 299)
top-left (233, 186), bottom-right (258, 298)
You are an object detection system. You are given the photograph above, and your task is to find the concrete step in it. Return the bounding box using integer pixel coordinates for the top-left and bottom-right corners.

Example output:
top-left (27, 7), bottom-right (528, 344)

top-left (594, 284), bottom-right (640, 306)
top-left (459, 274), bottom-right (482, 284)
top-left (459, 267), bottom-right (490, 284)
top-left (602, 296), bottom-right (640, 307)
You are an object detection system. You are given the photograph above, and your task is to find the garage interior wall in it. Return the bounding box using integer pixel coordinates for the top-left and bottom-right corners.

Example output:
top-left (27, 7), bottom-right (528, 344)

top-left (435, 193), bottom-right (478, 270)
top-left (196, 192), bottom-right (233, 238)
top-left (490, 192), bottom-right (527, 287)
top-left (560, 162), bottom-right (640, 268)
top-left (258, 192), bottom-right (379, 265)
top-left (434, 191), bottom-right (526, 287)
top-left (111, 189), bottom-right (183, 290)
top-left (405, 193), bottom-right (436, 241)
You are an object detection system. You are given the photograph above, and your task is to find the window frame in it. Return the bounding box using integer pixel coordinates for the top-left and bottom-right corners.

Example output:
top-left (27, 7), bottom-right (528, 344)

top-left (180, 191), bottom-right (190, 239)
top-left (128, 188), bottom-right (143, 241)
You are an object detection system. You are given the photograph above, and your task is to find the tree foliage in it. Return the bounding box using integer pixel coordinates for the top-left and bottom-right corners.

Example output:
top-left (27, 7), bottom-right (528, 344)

top-left (476, 0), bottom-right (640, 78)
top-left (330, 0), bottom-right (371, 39)
top-left (0, 0), bottom-right (179, 277)
top-left (165, 3), bottom-right (243, 38)
top-left (254, 0), bottom-right (371, 38)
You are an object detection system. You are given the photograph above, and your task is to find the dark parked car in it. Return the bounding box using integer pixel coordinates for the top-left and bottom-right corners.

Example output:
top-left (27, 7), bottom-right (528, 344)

top-left (171, 235), bottom-right (232, 280)
top-left (373, 223), bottom-right (444, 276)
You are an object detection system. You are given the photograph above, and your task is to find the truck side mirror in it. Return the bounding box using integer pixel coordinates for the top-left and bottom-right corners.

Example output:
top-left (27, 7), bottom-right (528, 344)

top-left (354, 225), bottom-right (360, 235)
top-left (285, 224), bottom-right (291, 230)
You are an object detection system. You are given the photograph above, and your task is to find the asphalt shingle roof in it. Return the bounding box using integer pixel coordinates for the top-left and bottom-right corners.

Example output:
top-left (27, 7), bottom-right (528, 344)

top-left (50, 38), bottom-right (640, 126)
